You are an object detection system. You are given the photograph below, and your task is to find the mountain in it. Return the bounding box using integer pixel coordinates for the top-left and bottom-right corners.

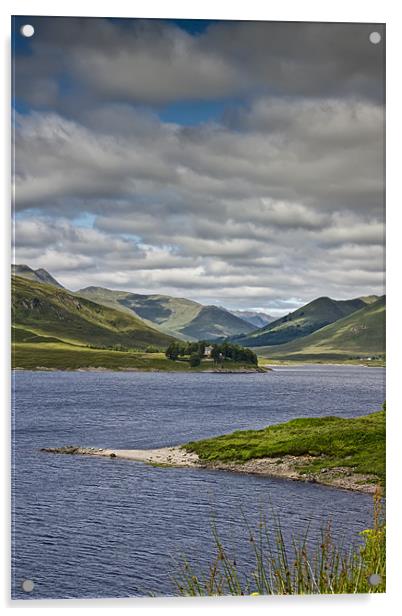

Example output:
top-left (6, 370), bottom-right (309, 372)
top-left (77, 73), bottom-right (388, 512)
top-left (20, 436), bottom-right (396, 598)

top-left (257, 296), bottom-right (385, 361)
top-left (76, 287), bottom-right (255, 341)
top-left (12, 275), bottom-right (175, 350)
top-left (12, 264), bottom-right (64, 288)
top-left (231, 296), bottom-right (379, 348)
top-left (229, 310), bottom-right (275, 329)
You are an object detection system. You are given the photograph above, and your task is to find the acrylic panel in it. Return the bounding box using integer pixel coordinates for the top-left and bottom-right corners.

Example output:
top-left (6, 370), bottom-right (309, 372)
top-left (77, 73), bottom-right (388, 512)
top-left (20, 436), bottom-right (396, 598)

top-left (11, 16), bottom-right (385, 599)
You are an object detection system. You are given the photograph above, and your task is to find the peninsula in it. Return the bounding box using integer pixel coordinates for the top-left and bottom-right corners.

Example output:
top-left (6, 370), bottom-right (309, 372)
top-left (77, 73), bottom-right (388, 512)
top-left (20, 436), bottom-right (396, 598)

top-left (41, 409), bottom-right (385, 495)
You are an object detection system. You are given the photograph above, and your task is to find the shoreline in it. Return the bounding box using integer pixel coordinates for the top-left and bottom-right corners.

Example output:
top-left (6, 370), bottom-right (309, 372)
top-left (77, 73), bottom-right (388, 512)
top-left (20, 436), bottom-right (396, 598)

top-left (13, 366), bottom-right (270, 373)
top-left (41, 445), bottom-right (379, 494)
top-left (12, 362), bottom-right (385, 372)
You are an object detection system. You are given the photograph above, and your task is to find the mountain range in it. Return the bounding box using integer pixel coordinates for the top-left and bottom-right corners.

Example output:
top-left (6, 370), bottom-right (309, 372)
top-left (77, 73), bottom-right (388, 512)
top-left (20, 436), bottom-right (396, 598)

top-left (76, 287), bottom-right (256, 341)
top-left (11, 264), bottom-right (385, 361)
top-left (13, 264), bottom-right (256, 341)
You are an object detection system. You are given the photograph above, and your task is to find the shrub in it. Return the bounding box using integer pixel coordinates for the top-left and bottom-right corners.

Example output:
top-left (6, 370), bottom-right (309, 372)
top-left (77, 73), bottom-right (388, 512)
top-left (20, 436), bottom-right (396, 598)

top-left (189, 353), bottom-right (201, 367)
top-left (145, 345), bottom-right (160, 353)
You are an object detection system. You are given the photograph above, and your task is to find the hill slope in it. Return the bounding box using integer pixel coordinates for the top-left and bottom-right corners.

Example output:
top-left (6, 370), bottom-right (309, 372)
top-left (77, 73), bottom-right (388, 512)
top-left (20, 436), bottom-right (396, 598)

top-left (77, 286), bottom-right (254, 341)
top-left (232, 296), bottom-right (378, 348)
top-left (12, 276), bottom-right (175, 350)
top-left (257, 296), bottom-right (385, 360)
top-left (12, 264), bottom-right (64, 288)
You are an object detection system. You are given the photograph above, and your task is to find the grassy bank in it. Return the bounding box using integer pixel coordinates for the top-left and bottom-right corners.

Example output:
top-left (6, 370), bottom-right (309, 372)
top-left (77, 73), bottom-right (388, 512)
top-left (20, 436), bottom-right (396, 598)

top-left (184, 410), bottom-right (385, 486)
top-left (12, 342), bottom-right (263, 372)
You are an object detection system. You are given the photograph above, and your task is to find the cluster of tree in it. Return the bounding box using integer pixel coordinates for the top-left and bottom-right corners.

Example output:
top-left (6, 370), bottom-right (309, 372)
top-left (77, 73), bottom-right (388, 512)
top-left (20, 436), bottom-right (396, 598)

top-left (165, 340), bottom-right (257, 366)
top-left (165, 341), bottom-right (206, 360)
top-left (210, 342), bottom-right (258, 365)
top-left (86, 343), bottom-right (131, 352)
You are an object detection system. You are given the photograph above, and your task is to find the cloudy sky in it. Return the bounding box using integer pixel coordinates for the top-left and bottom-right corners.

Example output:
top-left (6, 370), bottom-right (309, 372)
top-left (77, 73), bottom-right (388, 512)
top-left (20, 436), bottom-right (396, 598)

top-left (12, 17), bottom-right (385, 314)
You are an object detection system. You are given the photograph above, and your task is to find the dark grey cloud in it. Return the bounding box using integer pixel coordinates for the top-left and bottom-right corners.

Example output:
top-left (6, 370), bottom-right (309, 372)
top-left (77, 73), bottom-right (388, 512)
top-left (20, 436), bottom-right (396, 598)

top-left (15, 18), bottom-right (385, 110)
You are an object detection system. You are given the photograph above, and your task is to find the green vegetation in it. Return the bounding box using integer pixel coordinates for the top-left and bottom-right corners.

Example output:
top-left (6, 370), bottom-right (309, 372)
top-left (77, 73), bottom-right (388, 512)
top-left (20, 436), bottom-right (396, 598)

top-left (184, 410), bottom-right (385, 484)
top-left (77, 286), bottom-right (254, 341)
top-left (12, 339), bottom-right (261, 371)
top-left (144, 345), bottom-right (161, 353)
top-left (12, 342), bottom-right (195, 371)
top-left (165, 340), bottom-right (206, 360)
top-left (257, 296), bottom-right (385, 362)
top-left (174, 491), bottom-right (385, 595)
top-left (165, 341), bottom-right (258, 366)
top-left (12, 275), bottom-right (175, 350)
top-left (209, 342), bottom-right (258, 365)
top-left (232, 296), bottom-right (378, 348)
top-left (189, 353), bottom-right (201, 367)
top-left (12, 266), bottom-right (385, 367)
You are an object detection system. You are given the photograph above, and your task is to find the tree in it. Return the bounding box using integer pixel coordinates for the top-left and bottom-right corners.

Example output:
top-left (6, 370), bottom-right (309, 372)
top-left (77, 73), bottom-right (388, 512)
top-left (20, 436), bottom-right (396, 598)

top-left (189, 353), bottom-right (201, 367)
top-left (165, 342), bottom-right (180, 360)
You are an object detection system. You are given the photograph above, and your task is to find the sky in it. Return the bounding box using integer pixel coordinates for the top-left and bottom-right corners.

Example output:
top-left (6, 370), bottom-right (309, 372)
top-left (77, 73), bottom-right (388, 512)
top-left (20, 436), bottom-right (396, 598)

top-left (12, 17), bottom-right (385, 315)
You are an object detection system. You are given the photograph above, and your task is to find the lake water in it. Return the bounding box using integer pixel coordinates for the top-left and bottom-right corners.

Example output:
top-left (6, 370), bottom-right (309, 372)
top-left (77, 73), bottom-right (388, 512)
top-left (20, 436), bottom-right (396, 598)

top-left (11, 365), bottom-right (385, 599)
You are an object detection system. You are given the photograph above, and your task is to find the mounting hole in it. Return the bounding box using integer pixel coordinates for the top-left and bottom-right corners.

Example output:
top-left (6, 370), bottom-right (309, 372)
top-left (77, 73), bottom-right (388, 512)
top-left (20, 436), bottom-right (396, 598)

top-left (20, 24), bottom-right (35, 38)
top-left (369, 31), bottom-right (381, 45)
top-left (21, 579), bottom-right (35, 592)
top-left (368, 573), bottom-right (382, 586)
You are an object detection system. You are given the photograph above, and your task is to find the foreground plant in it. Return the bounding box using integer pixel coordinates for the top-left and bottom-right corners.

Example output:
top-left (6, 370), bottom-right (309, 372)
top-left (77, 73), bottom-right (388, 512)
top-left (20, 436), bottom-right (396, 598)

top-left (173, 488), bottom-right (385, 596)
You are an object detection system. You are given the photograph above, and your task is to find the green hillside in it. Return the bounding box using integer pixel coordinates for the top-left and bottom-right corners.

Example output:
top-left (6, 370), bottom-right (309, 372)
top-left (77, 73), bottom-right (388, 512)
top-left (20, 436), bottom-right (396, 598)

top-left (178, 305), bottom-right (255, 339)
top-left (12, 264), bottom-right (64, 288)
top-left (257, 296), bottom-right (385, 361)
top-left (77, 286), bottom-right (254, 341)
top-left (232, 296), bottom-right (378, 348)
top-left (12, 275), bottom-right (175, 350)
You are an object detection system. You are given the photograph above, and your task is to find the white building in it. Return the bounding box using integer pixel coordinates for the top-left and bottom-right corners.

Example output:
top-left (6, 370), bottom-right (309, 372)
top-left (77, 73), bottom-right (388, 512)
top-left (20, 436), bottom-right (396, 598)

top-left (204, 345), bottom-right (214, 357)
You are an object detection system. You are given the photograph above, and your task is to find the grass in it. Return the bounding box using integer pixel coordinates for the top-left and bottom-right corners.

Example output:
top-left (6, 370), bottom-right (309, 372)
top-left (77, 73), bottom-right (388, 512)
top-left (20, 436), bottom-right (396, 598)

top-left (173, 490), bottom-right (385, 595)
top-left (12, 341), bottom-right (261, 372)
top-left (184, 410), bottom-right (385, 485)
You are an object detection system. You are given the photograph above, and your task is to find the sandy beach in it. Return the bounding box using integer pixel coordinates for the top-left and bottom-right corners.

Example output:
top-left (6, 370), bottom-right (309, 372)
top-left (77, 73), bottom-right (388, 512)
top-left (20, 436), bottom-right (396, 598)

top-left (41, 445), bottom-right (199, 466)
top-left (41, 445), bottom-right (378, 494)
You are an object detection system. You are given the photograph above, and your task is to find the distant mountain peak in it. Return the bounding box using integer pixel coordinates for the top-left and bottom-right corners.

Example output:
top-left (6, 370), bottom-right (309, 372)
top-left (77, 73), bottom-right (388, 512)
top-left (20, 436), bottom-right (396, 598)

top-left (229, 310), bottom-right (275, 329)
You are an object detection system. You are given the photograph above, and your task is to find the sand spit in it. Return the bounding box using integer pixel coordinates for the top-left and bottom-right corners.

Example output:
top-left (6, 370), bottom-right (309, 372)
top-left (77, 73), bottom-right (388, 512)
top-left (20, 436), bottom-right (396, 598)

top-left (41, 445), bottom-right (200, 467)
top-left (41, 445), bottom-right (378, 494)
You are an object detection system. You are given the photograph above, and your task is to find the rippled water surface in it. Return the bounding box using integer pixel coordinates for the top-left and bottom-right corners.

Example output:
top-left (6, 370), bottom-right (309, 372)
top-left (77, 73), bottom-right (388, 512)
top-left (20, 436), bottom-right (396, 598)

top-left (12, 366), bottom-right (385, 599)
